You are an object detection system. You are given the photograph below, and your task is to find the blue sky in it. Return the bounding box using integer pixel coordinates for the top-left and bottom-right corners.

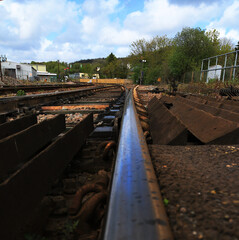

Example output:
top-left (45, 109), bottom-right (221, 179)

top-left (0, 0), bottom-right (239, 63)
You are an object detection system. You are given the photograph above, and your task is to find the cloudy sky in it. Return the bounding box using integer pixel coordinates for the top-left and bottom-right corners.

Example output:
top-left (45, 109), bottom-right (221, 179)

top-left (0, 0), bottom-right (239, 63)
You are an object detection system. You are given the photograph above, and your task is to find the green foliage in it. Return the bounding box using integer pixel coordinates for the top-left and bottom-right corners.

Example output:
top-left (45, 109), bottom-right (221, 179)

top-left (62, 220), bottom-right (79, 240)
top-left (24, 234), bottom-right (47, 240)
top-left (163, 198), bottom-right (169, 206)
top-left (169, 27), bottom-right (217, 78)
top-left (16, 90), bottom-right (26, 96)
top-left (101, 54), bottom-right (128, 79)
top-left (106, 53), bottom-right (117, 64)
top-left (130, 35), bottom-right (172, 55)
top-left (207, 78), bottom-right (219, 84)
top-left (225, 77), bottom-right (239, 86)
top-left (129, 35), bottom-right (173, 84)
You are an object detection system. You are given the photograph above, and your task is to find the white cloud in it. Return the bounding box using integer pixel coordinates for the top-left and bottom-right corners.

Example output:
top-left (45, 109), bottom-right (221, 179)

top-left (0, 0), bottom-right (239, 63)
top-left (81, 16), bottom-right (98, 35)
top-left (82, 0), bottom-right (120, 15)
top-left (4, 0), bottom-right (78, 40)
top-left (206, 1), bottom-right (239, 44)
top-left (124, 0), bottom-right (219, 35)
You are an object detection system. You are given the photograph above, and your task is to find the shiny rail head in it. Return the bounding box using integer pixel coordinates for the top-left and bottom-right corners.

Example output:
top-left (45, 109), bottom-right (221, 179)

top-left (103, 90), bottom-right (173, 240)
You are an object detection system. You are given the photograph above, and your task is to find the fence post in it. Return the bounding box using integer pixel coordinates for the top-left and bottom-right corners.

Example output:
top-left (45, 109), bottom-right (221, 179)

top-left (233, 51), bottom-right (238, 80)
top-left (191, 71), bottom-right (194, 83)
top-left (0, 60), bottom-right (3, 83)
top-left (229, 68), bottom-right (233, 82)
top-left (223, 54), bottom-right (227, 82)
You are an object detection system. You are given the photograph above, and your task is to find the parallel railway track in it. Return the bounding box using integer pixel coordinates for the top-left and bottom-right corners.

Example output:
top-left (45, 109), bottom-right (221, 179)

top-left (0, 85), bottom-right (117, 118)
top-left (0, 83), bottom-right (93, 95)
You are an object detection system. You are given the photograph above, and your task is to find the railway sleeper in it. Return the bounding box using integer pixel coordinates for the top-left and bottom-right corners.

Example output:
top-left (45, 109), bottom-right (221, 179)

top-left (19, 89), bottom-right (125, 240)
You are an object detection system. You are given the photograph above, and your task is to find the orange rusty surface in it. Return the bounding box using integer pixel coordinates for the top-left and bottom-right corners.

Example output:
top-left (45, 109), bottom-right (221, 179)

top-left (41, 104), bottom-right (109, 111)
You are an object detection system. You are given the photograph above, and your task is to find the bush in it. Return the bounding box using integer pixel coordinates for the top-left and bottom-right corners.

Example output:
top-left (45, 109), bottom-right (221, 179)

top-left (16, 90), bottom-right (26, 96)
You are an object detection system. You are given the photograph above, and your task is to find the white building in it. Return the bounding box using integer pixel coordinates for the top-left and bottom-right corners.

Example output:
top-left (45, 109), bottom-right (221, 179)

top-left (36, 71), bottom-right (57, 82)
top-left (1, 61), bottom-right (37, 80)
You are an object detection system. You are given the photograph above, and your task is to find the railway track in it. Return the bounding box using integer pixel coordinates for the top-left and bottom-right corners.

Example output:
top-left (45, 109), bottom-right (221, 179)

top-left (1, 83), bottom-right (238, 240)
top-left (0, 85), bottom-right (123, 239)
top-left (0, 84), bottom-right (173, 240)
top-left (0, 85), bottom-right (117, 118)
top-left (0, 83), bottom-right (93, 95)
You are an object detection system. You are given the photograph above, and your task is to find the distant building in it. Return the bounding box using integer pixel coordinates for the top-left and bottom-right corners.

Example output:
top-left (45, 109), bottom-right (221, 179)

top-left (31, 64), bottom-right (57, 82)
top-left (92, 73), bottom-right (100, 79)
top-left (31, 64), bottom-right (47, 72)
top-left (36, 71), bottom-right (57, 82)
top-left (69, 72), bottom-right (100, 79)
top-left (1, 61), bottom-right (37, 80)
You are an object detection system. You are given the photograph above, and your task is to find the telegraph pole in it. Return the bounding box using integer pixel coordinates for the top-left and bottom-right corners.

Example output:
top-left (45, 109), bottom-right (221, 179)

top-left (0, 57), bottom-right (3, 83)
top-left (57, 60), bottom-right (60, 82)
top-left (140, 59), bottom-right (146, 85)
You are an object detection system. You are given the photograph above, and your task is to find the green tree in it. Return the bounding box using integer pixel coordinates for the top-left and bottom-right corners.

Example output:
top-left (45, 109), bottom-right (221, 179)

top-left (106, 53), bottom-right (117, 64)
top-left (169, 27), bottom-right (217, 78)
top-left (129, 35), bottom-right (173, 84)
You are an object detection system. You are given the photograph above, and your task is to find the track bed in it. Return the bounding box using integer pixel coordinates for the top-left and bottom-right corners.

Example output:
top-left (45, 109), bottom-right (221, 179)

top-left (138, 85), bottom-right (239, 240)
top-left (149, 144), bottom-right (239, 240)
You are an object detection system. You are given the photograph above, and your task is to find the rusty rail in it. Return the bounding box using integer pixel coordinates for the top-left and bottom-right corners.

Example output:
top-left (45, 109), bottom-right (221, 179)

top-left (103, 89), bottom-right (173, 240)
top-left (0, 83), bottom-right (93, 95)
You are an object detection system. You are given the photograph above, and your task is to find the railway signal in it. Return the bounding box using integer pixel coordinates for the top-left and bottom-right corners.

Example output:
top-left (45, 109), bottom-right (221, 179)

top-left (235, 41), bottom-right (239, 51)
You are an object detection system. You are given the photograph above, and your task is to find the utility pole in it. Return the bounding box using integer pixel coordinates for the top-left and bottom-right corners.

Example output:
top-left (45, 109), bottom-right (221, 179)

top-left (0, 56), bottom-right (3, 83)
top-left (140, 59), bottom-right (146, 85)
top-left (57, 60), bottom-right (60, 82)
top-left (235, 41), bottom-right (239, 51)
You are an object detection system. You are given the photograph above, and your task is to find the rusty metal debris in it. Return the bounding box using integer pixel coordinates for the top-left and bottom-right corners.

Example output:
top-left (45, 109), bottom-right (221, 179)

top-left (41, 104), bottom-right (109, 111)
top-left (68, 173), bottom-right (109, 238)
top-left (102, 141), bottom-right (116, 161)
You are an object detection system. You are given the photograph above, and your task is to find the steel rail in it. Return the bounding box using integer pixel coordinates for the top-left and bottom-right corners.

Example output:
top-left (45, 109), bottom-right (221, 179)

top-left (103, 90), bottom-right (173, 240)
top-left (0, 83), bottom-right (93, 95)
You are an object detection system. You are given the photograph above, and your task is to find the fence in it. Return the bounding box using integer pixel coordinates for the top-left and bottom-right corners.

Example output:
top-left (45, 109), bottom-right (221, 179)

top-left (181, 68), bottom-right (239, 85)
top-left (179, 71), bottom-right (201, 84)
top-left (200, 50), bottom-right (239, 82)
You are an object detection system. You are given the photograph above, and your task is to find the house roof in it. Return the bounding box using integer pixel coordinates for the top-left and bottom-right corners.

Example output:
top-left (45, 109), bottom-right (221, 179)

top-left (37, 71), bottom-right (57, 76)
